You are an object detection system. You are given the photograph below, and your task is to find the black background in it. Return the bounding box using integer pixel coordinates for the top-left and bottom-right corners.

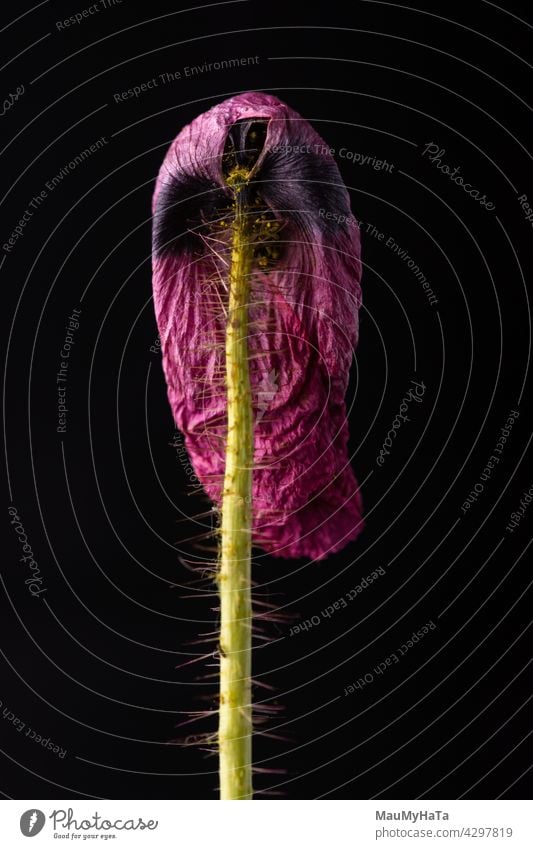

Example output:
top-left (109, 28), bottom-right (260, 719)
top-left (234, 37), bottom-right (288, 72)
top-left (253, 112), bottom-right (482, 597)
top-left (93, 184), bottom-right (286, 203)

top-left (1, 0), bottom-right (532, 800)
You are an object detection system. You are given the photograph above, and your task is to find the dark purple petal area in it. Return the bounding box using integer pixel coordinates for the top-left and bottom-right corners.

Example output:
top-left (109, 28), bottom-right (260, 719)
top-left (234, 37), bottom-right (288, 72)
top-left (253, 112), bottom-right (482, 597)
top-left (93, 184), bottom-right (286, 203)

top-left (152, 92), bottom-right (363, 560)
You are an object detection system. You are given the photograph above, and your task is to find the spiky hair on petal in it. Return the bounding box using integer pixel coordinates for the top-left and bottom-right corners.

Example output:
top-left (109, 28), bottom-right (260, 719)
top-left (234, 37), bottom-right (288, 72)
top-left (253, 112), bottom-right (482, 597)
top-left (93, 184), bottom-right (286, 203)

top-left (152, 91), bottom-right (363, 560)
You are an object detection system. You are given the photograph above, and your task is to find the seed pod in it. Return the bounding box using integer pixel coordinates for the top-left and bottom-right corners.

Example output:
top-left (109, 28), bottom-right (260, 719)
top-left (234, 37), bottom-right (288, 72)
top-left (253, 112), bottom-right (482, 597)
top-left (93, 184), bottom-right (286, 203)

top-left (152, 92), bottom-right (363, 560)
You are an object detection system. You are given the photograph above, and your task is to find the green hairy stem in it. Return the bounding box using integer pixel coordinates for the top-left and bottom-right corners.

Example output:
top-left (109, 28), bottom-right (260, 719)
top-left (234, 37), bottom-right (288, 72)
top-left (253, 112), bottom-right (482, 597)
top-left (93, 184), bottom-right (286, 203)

top-left (217, 169), bottom-right (254, 800)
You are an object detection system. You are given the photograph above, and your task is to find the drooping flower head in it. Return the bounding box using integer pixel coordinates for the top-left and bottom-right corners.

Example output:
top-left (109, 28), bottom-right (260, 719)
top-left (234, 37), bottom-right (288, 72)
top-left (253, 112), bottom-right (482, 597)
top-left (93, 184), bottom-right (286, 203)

top-left (152, 92), bottom-right (363, 560)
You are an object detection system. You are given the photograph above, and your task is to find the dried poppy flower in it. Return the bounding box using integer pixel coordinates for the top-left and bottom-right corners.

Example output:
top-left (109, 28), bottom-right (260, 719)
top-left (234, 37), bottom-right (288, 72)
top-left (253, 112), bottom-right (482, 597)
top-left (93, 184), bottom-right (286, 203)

top-left (152, 91), bottom-right (363, 560)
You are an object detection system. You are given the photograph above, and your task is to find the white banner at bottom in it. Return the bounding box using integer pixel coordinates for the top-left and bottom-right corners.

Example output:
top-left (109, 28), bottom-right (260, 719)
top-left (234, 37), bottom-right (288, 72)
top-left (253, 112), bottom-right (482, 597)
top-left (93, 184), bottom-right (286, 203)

top-left (1, 799), bottom-right (530, 849)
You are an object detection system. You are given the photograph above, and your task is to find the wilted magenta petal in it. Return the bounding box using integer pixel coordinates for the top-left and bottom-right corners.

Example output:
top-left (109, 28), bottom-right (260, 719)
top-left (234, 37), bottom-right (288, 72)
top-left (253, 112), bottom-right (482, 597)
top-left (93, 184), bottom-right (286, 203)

top-left (152, 92), bottom-right (363, 560)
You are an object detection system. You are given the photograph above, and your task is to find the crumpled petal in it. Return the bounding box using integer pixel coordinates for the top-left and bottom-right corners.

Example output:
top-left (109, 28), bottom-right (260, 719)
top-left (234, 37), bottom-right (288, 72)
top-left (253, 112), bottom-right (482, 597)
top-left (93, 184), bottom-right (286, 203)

top-left (152, 92), bottom-right (363, 560)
